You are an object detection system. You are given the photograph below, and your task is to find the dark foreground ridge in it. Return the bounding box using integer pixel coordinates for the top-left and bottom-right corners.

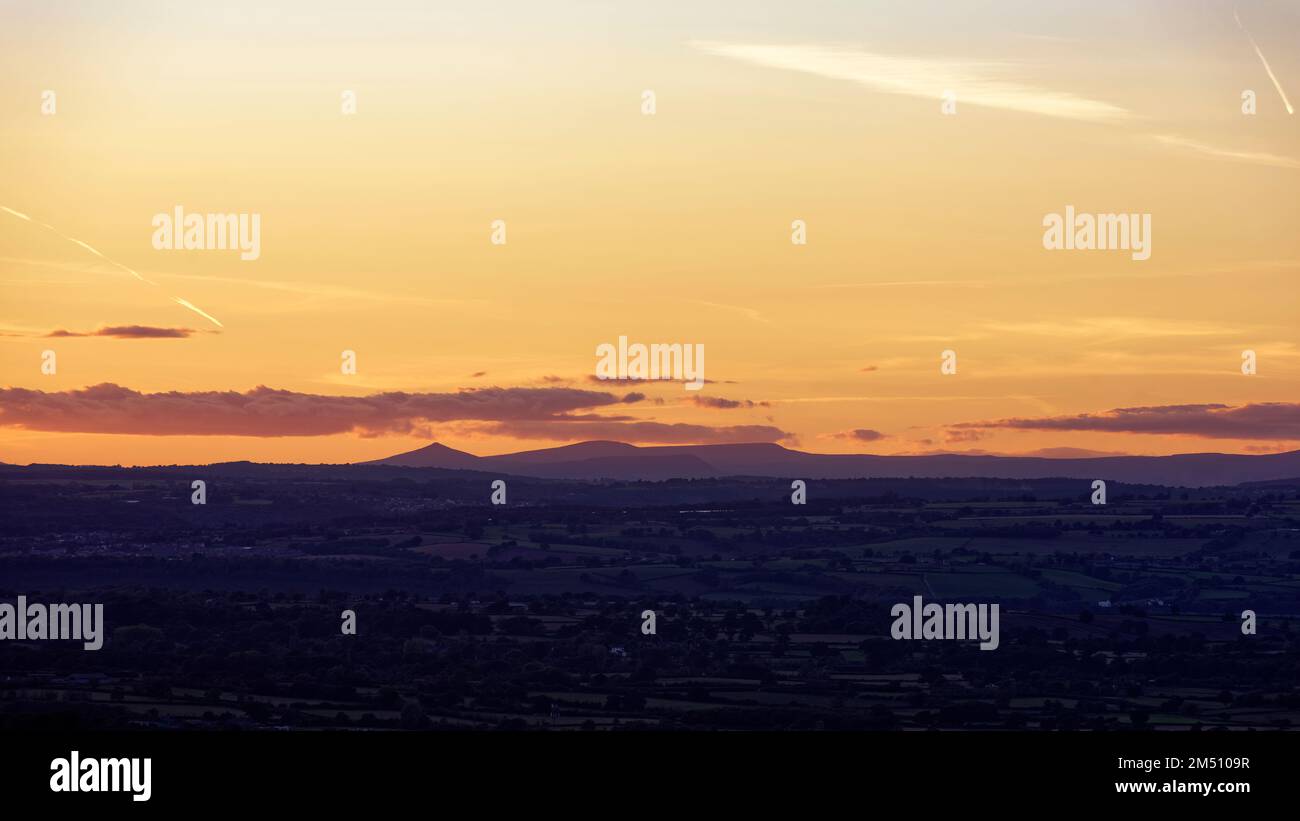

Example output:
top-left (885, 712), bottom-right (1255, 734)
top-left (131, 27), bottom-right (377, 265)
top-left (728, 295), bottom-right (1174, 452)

top-left (3, 461), bottom-right (1298, 735)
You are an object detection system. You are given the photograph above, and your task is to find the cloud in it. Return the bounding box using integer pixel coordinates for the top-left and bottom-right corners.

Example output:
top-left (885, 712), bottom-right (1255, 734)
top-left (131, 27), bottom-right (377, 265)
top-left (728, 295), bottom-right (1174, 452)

top-left (945, 428), bottom-right (987, 443)
top-left (818, 280), bottom-right (989, 290)
top-left (1021, 447), bottom-right (1128, 458)
top-left (45, 325), bottom-right (200, 339)
top-left (833, 428), bottom-right (887, 442)
top-left (0, 383), bottom-right (648, 437)
top-left (860, 365), bottom-right (879, 372)
top-left (584, 375), bottom-right (730, 385)
top-left (692, 300), bottom-right (771, 324)
top-left (160, 270), bottom-right (480, 310)
top-left (691, 42), bottom-right (1295, 171)
top-left (0, 383), bottom-right (789, 444)
top-left (693, 41), bottom-right (1130, 123)
top-left (473, 419), bottom-right (793, 445)
top-left (982, 316), bottom-right (1239, 339)
top-left (691, 396), bottom-right (770, 410)
top-left (1244, 443), bottom-right (1289, 454)
top-left (1152, 134), bottom-right (1299, 171)
top-left (470, 371), bottom-right (487, 378)
top-left (952, 402), bottom-right (1300, 441)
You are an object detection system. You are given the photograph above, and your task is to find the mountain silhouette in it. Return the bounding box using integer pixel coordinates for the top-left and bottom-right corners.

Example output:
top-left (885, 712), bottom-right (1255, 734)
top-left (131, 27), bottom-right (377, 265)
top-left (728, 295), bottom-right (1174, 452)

top-left (372, 442), bottom-right (482, 469)
top-left (367, 441), bottom-right (1300, 487)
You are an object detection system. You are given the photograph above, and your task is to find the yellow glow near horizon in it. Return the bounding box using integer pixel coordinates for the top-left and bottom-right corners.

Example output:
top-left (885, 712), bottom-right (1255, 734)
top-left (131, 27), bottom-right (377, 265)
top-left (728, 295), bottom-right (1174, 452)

top-left (1, 1), bottom-right (1297, 465)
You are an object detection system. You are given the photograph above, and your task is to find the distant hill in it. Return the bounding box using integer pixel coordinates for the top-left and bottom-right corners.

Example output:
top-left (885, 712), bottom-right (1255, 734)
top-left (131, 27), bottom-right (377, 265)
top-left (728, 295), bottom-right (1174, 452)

top-left (374, 442), bottom-right (483, 470)
top-left (366, 441), bottom-right (1300, 487)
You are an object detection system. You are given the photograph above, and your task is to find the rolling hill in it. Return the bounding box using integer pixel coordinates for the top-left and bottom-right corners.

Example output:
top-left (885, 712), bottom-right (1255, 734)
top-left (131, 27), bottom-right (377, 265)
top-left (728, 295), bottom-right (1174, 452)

top-left (366, 441), bottom-right (1300, 487)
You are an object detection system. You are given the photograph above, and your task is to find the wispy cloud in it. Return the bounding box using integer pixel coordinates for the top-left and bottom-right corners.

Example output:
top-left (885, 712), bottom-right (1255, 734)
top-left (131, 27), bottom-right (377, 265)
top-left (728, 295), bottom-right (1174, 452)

top-left (690, 396), bottom-right (770, 410)
top-left (161, 270), bottom-right (479, 310)
top-left (693, 300), bottom-right (771, 324)
top-left (953, 402), bottom-right (1300, 441)
top-left (694, 41), bottom-right (1298, 171)
top-left (816, 279), bottom-right (990, 289)
top-left (692, 40), bottom-right (1130, 123)
top-left (1023, 447), bottom-right (1128, 458)
top-left (46, 325), bottom-right (202, 339)
top-left (1152, 134), bottom-right (1300, 170)
top-left (831, 428), bottom-right (887, 442)
top-left (471, 418), bottom-right (791, 445)
top-left (982, 316), bottom-right (1240, 340)
top-left (584, 375), bottom-right (731, 386)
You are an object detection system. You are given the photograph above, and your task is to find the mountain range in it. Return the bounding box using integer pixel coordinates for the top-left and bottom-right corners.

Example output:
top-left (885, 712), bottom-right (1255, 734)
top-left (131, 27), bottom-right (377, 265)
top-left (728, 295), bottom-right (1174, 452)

top-left (366, 441), bottom-right (1300, 487)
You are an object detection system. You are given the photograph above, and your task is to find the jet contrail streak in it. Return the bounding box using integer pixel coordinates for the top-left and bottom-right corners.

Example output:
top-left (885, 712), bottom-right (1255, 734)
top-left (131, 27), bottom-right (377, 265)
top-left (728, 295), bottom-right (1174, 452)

top-left (1, 205), bottom-right (223, 328)
top-left (171, 297), bottom-right (224, 328)
top-left (4, 205), bottom-right (154, 283)
top-left (1235, 7), bottom-right (1294, 114)
top-left (64, 237), bottom-right (155, 284)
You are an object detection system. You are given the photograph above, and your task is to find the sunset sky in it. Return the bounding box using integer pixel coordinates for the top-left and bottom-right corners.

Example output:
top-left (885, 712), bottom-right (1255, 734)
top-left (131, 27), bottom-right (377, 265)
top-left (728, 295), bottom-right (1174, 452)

top-left (1, 0), bottom-right (1297, 466)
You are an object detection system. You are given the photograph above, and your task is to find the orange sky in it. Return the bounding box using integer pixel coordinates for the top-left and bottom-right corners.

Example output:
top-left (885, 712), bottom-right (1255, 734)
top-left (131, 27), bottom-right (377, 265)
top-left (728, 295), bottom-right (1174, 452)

top-left (1, 1), bottom-right (1297, 466)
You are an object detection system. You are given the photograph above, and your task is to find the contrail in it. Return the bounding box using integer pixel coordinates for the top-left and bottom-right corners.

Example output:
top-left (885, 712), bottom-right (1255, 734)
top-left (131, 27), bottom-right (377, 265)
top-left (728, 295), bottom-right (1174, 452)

top-left (2, 206), bottom-right (154, 283)
top-left (171, 297), bottom-right (224, 328)
top-left (1, 205), bottom-right (224, 328)
top-left (1235, 6), bottom-right (1294, 114)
